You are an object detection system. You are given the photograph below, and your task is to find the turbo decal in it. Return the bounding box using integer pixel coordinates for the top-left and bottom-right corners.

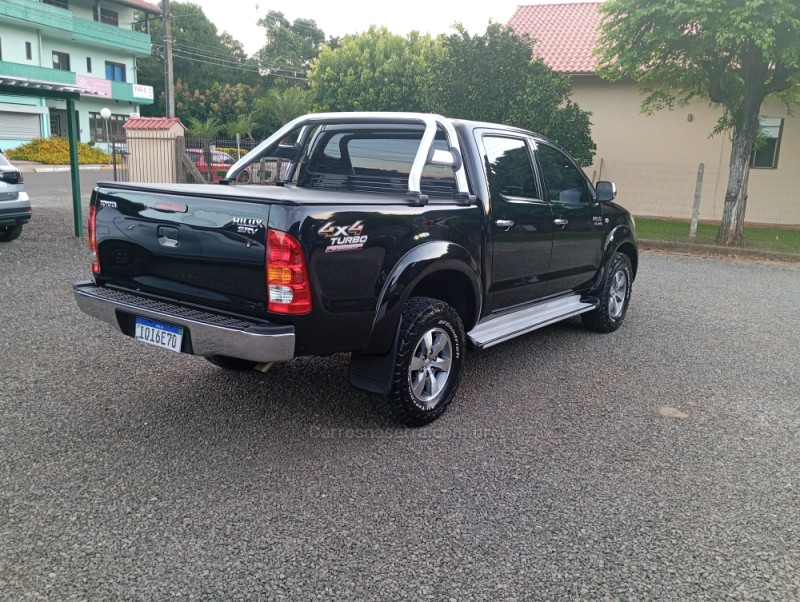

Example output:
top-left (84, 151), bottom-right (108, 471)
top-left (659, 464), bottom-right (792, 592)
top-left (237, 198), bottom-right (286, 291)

top-left (318, 220), bottom-right (368, 252)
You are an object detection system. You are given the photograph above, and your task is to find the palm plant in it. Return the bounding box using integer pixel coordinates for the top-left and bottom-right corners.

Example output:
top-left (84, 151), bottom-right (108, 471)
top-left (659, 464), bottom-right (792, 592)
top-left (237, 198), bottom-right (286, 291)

top-left (187, 116), bottom-right (222, 180)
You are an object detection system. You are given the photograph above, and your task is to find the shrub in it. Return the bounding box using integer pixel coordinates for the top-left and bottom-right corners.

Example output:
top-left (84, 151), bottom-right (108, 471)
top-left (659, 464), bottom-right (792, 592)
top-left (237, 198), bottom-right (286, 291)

top-left (215, 146), bottom-right (251, 160)
top-left (6, 136), bottom-right (110, 165)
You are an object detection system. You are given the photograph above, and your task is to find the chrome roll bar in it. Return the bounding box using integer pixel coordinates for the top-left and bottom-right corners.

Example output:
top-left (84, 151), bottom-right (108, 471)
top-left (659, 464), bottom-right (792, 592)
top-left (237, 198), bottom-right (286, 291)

top-left (226, 112), bottom-right (470, 197)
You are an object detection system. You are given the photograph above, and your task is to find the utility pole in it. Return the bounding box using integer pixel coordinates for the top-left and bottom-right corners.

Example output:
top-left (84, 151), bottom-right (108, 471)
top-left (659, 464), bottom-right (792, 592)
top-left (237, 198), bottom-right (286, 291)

top-left (163, 0), bottom-right (175, 118)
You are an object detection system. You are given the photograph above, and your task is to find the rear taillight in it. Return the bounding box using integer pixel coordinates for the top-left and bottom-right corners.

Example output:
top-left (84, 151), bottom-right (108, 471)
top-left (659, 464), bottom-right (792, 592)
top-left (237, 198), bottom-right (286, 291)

top-left (0, 171), bottom-right (22, 184)
top-left (88, 205), bottom-right (100, 274)
top-left (266, 228), bottom-right (311, 314)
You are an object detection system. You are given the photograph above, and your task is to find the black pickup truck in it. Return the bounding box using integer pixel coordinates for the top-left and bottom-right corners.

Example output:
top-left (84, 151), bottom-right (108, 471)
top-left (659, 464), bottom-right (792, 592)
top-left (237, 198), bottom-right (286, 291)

top-left (74, 112), bottom-right (637, 426)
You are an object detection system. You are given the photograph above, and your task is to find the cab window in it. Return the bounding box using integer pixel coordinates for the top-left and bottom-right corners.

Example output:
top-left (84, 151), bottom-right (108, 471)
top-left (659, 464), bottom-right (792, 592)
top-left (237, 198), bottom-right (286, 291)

top-left (536, 143), bottom-right (590, 204)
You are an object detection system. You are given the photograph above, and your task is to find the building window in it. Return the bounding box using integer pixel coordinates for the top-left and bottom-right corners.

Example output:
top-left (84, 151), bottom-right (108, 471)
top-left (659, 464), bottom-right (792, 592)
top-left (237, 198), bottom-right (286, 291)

top-left (751, 117), bottom-right (783, 169)
top-left (89, 112), bottom-right (127, 142)
top-left (43, 0), bottom-right (69, 8)
top-left (52, 51), bottom-right (70, 71)
top-left (105, 61), bottom-right (126, 82)
top-left (86, 57), bottom-right (92, 73)
top-left (97, 7), bottom-right (119, 27)
top-left (26, 42), bottom-right (32, 61)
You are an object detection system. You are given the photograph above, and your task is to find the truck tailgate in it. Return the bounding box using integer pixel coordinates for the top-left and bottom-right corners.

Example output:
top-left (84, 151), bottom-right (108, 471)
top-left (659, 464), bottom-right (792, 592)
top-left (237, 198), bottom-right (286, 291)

top-left (92, 186), bottom-right (271, 316)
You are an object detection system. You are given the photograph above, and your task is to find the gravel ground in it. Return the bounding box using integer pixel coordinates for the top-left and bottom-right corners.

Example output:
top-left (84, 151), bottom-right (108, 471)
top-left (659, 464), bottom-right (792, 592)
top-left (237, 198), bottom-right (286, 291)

top-left (1, 206), bottom-right (798, 601)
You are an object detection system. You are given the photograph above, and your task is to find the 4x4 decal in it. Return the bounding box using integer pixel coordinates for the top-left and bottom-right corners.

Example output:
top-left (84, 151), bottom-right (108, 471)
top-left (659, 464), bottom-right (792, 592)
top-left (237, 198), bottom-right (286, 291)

top-left (318, 220), bottom-right (368, 253)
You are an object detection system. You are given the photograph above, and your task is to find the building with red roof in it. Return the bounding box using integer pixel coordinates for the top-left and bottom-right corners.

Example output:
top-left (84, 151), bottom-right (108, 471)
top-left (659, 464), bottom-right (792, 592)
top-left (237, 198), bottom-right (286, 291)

top-left (508, 2), bottom-right (798, 226)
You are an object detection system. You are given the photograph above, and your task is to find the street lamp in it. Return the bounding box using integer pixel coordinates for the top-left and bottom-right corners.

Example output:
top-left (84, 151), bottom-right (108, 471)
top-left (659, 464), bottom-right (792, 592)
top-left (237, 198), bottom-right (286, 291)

top-left (100, 107), bottom-right (111, 162)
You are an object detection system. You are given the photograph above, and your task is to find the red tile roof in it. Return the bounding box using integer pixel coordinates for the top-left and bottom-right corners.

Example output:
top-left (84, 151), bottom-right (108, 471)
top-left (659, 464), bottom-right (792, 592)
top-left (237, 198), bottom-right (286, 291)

top-left (124, 117), bottom-right (183, 130)
top-left (107, 0), bottom-right (161, 14)
top-left (507, 2), bottom-right (603, 74)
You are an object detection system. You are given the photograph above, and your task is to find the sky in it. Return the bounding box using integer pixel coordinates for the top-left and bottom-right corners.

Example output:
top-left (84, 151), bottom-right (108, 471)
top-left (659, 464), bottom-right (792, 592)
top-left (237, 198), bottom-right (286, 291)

top-left (188, 0), bottom-right (587, 56)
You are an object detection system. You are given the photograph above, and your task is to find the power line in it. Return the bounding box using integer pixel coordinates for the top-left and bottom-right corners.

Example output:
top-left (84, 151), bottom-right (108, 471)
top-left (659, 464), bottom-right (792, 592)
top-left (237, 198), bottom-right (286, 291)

top-left (150, 44), bottom-right (308, 81)
top-left (153, 41), bottom-right (311, 76)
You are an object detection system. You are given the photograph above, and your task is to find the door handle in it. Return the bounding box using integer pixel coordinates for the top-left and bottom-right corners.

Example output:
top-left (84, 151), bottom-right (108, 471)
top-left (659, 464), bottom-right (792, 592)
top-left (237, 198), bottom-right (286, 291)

top-left (495, 219), bottom-right (514, 230)
top-left (158, 225), bottom-right (179, 247)
top-left (553, 218), bottom-right (568, 227)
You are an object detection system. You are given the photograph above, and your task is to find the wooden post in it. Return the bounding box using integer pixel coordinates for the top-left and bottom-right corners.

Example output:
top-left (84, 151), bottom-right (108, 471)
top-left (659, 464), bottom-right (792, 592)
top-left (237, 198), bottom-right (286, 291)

top-left (175, 136), bottom-right (186, 183)
top-left (689, 163), bottom-right (704, 240)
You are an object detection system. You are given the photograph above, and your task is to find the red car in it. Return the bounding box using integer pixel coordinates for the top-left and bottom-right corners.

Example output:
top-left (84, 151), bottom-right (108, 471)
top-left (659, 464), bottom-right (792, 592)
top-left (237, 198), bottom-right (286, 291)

top-left (186, 148), bottom-right (250, 183)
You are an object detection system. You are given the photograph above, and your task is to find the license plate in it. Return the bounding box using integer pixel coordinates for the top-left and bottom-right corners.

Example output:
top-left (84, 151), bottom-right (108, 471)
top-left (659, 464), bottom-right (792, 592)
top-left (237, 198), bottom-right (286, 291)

top-left (134, 317), bottom-right (183, 353)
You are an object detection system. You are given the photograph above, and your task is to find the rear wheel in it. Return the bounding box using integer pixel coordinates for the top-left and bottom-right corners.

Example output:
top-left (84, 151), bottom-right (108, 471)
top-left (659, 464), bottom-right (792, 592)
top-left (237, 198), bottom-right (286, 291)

top-left (205, 355), bottom-right (258, 371)
top-left (0, 224), bottom-right (22, 242)
top-left (237, 170), bottom-right (251, 183)
top-left (376, 296), bottom-right (466, 427)
top-left (582, 251), bottom-right (632, 333)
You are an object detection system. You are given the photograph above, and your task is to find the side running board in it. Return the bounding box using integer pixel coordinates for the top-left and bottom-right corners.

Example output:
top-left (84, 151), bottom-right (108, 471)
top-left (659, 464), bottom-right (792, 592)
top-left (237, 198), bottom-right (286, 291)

top-left (468, 294), bottom-right (598, 349)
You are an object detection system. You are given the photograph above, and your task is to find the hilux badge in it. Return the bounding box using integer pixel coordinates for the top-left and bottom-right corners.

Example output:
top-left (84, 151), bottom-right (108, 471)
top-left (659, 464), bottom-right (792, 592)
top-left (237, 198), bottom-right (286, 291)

top-left (318, 220), bottom-right (368, 253)
top-left (233, 217), bottom-right (263, 235)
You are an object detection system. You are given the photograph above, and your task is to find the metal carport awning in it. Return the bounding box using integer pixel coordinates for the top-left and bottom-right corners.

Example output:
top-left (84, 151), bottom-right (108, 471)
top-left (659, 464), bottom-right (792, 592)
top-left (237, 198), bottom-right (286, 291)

top-left (0, 75), bottom-right (104, 237)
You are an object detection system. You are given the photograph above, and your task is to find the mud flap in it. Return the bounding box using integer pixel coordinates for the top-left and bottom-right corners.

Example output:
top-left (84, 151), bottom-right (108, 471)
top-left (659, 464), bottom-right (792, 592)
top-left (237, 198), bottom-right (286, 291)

top-left (348, 327), bottom-right (401, 395)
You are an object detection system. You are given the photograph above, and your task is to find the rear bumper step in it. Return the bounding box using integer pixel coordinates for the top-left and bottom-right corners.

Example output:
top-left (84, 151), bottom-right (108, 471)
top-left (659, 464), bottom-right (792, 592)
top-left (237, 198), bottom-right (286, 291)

top-left (468, 294), bottom-right (598, 348)
top-left (73, 281), bottom-right (295, 362)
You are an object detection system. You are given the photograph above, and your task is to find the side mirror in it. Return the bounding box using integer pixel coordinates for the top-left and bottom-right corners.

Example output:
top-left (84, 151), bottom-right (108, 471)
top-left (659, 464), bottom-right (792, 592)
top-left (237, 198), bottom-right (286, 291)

top-left (429, 147), bottom-right (463, 170)
top-left (272, 143), bottom-right (301, 161)
top-left (596, 180), bottom-right (617, 202)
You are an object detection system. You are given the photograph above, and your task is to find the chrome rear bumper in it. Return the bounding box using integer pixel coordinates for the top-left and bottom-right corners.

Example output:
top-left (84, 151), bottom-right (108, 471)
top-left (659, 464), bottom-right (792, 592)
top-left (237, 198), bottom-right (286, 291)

top-left (73, 281), bottom-right (295, 362)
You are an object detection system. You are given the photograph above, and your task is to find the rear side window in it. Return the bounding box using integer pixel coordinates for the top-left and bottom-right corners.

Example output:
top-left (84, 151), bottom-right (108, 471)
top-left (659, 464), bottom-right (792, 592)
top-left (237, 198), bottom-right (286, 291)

top-left (299, 127), bottom-right (457, 198)
top-left (211, 151), bottom-right (235, 164)
top-left (482, 136), bottom-right (540, 199)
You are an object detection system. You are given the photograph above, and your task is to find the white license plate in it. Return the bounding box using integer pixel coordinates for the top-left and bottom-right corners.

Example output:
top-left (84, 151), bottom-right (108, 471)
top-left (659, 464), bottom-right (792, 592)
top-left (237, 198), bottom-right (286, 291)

top-left (134, 317), bottom-right (184, 353)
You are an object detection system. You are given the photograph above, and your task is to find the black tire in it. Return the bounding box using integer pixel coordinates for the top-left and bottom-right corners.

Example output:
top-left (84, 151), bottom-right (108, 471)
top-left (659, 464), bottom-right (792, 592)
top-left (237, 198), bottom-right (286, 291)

top-left (0, 224), bottom-right (22, 242)
top-left (582, 251), bottom-right (633, 333)
top-left (376, 296), bottom-right (466, 427)
top-left (205, 355), bottom-right (258, 371)
top-left (237, 170), bottom-right (251, 183)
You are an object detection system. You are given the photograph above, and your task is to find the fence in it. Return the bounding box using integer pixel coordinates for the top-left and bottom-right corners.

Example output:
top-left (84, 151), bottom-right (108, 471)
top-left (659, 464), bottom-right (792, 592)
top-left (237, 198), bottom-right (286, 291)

top-left (181, 137), bottom-right (286, 185)
top-left (596, 159), bottom-right (800, 254)
top-left (111, 135), bottom-right (286, 186)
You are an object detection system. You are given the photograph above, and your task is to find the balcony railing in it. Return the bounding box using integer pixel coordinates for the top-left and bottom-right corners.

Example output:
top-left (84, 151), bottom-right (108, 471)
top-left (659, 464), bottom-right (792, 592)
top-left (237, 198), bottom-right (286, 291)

top-left (0, 60), bottom-right (75, 84)
top-left (0, 0), bottom-right (72, 33)
top-left (72, 16), bottom-right (152, 55)
top-left (0, 2), bottom-right (152, 56)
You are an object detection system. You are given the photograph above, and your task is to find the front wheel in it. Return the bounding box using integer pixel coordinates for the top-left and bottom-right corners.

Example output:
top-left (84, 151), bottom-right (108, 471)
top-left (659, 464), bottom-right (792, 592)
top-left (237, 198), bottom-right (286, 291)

top-left (0, 224), bottom-right (22, 242)
top-left (582, 251), bottom-right (633, 333)
top-left (376, 297), bottom-right (466, 427)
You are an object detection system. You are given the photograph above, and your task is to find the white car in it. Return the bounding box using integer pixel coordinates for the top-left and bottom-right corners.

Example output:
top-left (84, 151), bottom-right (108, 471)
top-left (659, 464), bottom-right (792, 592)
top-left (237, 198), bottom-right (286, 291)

top-left (0, 153), bottom-right (31, 242)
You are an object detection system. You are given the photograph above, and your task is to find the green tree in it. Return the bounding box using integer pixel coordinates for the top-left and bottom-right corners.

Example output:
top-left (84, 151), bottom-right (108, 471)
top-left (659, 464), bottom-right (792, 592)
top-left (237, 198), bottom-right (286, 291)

top-left (257, 10), bottom-right (326, 81)
top-left (249, 87), bottom-right (309, 139)
top-left (597, 0), bottom-right (800, 246)
top-left (173, 81), bottom-right (261, 129)
top-left (427, 24), bottom-right (595, 166)
top-left (263, 88), bottom-right (309, 123)
top-left (308, 27), bottom-right (441, 112)
top-left (136, 1), bottom-right (262, 117)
